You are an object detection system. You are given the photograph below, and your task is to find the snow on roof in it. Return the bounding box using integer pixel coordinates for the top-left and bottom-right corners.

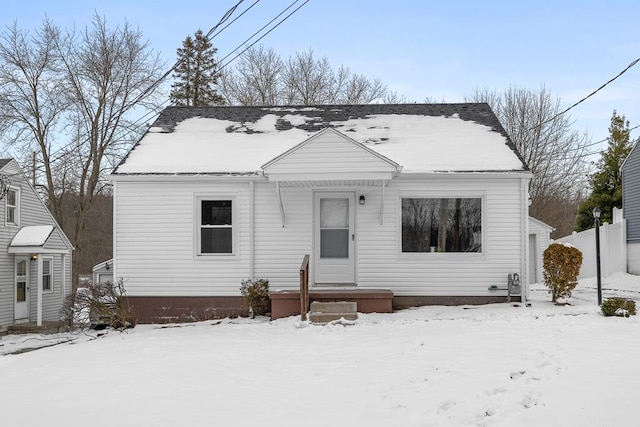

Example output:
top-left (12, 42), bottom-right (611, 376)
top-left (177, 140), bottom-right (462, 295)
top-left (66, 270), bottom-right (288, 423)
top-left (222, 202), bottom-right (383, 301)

top-left (10, 225), bottom-right (54, 247)
top-left (115, 105), bottom-right (527, 175)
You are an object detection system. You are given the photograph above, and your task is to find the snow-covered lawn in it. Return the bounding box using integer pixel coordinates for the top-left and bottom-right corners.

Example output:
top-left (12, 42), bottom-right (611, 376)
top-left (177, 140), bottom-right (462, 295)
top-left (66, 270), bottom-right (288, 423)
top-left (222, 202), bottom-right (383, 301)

top-left (1, 274), bottom-right (638, 427)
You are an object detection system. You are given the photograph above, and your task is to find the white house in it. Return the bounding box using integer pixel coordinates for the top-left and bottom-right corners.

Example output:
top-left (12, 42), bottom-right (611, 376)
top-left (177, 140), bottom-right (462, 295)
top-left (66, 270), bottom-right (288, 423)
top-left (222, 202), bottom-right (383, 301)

top-left (111, 104), bottom-right (531, 322)
top-left (0, 159), bottom-right (73, 332)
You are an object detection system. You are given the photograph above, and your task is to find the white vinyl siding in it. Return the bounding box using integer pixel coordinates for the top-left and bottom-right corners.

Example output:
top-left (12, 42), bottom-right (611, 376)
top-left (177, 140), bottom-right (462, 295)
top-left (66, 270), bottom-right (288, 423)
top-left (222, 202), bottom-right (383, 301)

top-left (263, 129), bottom-right (398, 180)
top-left (114, 174), bottom-right (527, 298)
top-left (114, 180), bottom-right (249, 296)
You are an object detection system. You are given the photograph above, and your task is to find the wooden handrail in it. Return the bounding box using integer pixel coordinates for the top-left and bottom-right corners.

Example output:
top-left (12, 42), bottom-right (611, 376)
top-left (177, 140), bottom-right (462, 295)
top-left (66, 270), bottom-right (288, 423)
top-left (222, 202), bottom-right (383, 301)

top-left (300, 255), bottom-right (310, 321)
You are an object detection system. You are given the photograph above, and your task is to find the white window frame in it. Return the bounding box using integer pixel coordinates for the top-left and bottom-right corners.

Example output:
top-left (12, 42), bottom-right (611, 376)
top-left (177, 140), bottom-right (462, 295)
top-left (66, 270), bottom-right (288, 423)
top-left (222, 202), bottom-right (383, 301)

top-left (398, 192), bottom-right (486, 258)
top-left (42, 256), bottom-right (54, 292)
top-left (5, 187), bottom-right (19, 226)
top-left (194, 195), bottom-right (237, 257)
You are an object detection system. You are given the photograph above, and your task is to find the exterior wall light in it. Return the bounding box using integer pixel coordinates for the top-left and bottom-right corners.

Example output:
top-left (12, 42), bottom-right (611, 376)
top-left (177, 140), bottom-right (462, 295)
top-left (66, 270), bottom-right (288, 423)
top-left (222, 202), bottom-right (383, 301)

top-left (359, 195), bottom-right (365, 205)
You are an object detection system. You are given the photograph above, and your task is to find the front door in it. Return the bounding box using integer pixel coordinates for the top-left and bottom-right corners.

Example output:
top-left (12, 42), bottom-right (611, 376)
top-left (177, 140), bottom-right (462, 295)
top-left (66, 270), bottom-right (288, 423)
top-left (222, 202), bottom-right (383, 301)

top-left (314, 192), bottom-right (356, 284)
top-left (14, 256), bottom-right (29, 321)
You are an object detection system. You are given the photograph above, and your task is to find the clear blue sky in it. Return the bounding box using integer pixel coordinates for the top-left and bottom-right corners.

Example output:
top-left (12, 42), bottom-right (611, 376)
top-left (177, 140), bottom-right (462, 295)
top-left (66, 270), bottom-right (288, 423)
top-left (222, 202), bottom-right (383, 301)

top-left (2, 0), bottom-right (639, 152)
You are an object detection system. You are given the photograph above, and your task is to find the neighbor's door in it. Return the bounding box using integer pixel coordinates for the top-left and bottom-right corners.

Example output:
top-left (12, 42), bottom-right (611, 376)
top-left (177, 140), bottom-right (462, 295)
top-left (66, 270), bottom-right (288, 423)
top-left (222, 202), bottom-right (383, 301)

top-left (314, 192), bottom-right (356, 284)
top-left (14, 256), bottom-right (29, 321)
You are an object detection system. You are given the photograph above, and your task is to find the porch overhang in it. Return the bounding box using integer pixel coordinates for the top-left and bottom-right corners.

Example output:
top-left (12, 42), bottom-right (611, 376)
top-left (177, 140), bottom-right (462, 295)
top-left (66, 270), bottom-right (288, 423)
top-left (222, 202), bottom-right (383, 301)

top-left (269, 176), bottom-right (394, 227)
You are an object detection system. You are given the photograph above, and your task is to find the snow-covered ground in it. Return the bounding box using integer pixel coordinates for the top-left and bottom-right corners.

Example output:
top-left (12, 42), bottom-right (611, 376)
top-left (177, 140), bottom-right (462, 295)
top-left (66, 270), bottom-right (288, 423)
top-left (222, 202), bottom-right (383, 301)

top-left (1, 274), bottom-right (638, 427)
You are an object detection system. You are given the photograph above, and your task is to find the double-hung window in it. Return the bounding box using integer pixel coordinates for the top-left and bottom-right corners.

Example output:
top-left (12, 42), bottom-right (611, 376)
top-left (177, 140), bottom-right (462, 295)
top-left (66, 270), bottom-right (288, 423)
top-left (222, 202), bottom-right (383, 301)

top-left (401, 197), bottom-right (482, 253)
top-left (42, 258), bottom-right (53, 292)
top-left (198, 198), bottom-right (234, 255)
top-left (6, 188), bottom-right (18, 226)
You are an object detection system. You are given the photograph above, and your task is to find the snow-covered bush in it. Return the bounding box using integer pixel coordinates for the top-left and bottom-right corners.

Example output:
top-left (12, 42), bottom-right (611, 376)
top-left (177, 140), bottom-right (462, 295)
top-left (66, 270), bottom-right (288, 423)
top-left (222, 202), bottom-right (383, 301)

top-left (601, 297), bottom-right (637, 317)
top-left (543, 242), bottom-right (583, 303)
top-left (240, 278), bottom-right (270, 318)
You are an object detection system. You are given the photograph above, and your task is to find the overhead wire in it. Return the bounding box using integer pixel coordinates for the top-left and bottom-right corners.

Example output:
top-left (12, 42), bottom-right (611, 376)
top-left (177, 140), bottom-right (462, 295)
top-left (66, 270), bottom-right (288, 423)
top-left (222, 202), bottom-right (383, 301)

top-left (530, 57), bottom-right (640, 131)
top-left (46, 0), bottom-right (310, 168)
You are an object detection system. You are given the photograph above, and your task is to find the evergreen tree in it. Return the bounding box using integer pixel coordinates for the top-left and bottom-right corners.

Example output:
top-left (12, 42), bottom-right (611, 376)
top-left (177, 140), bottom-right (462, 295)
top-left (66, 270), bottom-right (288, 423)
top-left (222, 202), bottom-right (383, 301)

top-left (575, 111), bottom-right (634, 231)
top-left (170, 29), bottom-right (225, 106)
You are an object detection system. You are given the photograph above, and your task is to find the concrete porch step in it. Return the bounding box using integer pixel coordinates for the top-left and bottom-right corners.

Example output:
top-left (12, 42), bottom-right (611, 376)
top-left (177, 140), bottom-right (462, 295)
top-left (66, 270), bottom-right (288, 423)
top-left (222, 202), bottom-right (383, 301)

top-left (309, 301), bottom-right (358, 323)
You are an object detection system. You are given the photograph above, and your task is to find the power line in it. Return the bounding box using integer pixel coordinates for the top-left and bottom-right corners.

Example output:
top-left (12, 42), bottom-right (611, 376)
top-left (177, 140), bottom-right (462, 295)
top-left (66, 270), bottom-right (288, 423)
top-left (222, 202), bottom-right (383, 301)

top-left (48, 0), bottom-right (308, 167)
top-left (46, 0), bottom-right (253, 167)
top-left (530, 57), bottom-right (640, 131)
top-left (218, 0), bottom-right (305, 68)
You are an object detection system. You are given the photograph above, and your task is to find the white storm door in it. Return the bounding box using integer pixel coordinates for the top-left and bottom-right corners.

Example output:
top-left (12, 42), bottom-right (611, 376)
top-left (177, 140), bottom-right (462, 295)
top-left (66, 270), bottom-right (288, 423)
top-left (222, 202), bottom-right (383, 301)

top-left (314, 192), bottom-right (356, 284)
top-left (15, 256), bottom-right (29, 320)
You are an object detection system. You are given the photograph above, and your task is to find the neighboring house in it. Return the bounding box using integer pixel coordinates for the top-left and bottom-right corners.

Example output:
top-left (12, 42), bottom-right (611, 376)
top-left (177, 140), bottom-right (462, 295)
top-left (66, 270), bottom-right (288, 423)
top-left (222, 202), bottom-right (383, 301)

top-left (111, 104), bottom-right (531, 322)
top-left (92, 259), bottom-right (114, 285)
top-left (0, 159), bottom-right (73, 332)
top-left (528, 217), bottom-right (554, 284)
top-left (622, 140), bottom-right (640, 274)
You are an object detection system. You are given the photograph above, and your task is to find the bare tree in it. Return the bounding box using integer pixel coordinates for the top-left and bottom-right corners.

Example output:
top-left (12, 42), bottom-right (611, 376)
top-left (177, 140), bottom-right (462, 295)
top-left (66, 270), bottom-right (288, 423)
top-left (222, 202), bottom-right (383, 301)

top-left (0, 15), bottom-right (165, 287)
top-left (53, 14), bottom-right (165, 285)
top-left (0, 19), bottom-right (68, 219)
top-left (220, 45), bottom-right (387, 106)
top-left (467, 86), bottom-right (590, 235)
top-left (220, 45), bottom-right (283, 106)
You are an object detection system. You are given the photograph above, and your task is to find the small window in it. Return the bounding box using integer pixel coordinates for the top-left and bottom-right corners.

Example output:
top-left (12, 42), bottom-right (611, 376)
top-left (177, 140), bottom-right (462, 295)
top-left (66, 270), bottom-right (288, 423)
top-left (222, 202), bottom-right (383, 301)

top-left (6, 188), bottom-right (18, 226)
top-left (401, 197), bottom-right (482, 253)
top-left (42, 258), bottom-right (53, 291)
top-left (199, 199), bottom-right (233, 254)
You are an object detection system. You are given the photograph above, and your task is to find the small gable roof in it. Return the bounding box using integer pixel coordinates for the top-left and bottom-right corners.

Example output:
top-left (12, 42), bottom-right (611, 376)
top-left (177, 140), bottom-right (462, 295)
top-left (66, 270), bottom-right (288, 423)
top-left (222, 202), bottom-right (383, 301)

top-left (113, 103), bottom-right (529, 176)
top-left (0, 158), bottom-right (12, 170)
top-left (8, 225), bottom-right (73, 254)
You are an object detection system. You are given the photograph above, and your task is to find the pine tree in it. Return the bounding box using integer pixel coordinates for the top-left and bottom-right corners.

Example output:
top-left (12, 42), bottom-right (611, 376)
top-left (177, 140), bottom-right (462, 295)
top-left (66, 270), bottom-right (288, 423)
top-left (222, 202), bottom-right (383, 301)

top-left (170, 29), bottom-right (225, 106)
top-left (575, 111), bottom-right (634, 231)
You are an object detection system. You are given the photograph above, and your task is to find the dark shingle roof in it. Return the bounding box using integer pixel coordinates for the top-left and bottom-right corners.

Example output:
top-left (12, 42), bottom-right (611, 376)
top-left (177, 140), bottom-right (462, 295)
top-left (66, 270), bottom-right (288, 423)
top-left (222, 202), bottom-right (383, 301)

top-left (115, 103), bottom-right (529, 174)
top-left (0, 158), bottom-right (12, 170)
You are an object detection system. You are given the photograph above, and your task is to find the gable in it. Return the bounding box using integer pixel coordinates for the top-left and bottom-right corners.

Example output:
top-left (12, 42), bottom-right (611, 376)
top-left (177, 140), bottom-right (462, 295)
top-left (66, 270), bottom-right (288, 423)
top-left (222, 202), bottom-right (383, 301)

top-left (262, 127), bottom-right (401, 181)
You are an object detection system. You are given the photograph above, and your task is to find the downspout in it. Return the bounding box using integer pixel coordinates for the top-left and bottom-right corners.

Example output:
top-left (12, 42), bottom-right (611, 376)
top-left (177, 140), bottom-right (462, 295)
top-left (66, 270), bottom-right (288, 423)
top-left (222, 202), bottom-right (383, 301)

top-left (61, 253), bottom-right (66, 308)
top-left (521, 177), bottom-right (530, 303)
top-left (249, 180), bottom-right (255, 279)
top-left (379, 180), bottom-right (386, 225)
top-left (112, 182), bottom-right (118, 286)
top-left (276, 181), bottom-right (286, 227)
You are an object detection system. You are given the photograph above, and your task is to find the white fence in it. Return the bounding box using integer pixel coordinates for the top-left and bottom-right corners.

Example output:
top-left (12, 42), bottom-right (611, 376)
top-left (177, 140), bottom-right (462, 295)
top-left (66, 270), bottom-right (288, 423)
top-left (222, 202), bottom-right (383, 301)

top-left (555, 220), bottom-right (627, 279)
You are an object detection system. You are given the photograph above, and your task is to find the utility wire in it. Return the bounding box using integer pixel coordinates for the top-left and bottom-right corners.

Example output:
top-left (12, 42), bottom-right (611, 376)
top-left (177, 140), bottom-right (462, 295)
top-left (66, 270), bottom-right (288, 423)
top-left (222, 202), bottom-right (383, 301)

top-left (48, 0), bottom-right (309, 167)
top-left (530, 57), bottom-right (640, 131)
top-left (218, 0), bottom-right (303, 67)
top-left (219, 0), bottom-right (310, 71)
top-left (46, 0), bottom-right (253, 167)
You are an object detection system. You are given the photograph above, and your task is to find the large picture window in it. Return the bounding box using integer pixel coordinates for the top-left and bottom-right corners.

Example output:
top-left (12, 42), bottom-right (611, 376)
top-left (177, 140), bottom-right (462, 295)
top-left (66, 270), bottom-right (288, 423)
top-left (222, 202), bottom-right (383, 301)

top-left (199, 199), bottom-right (233, 254)
top-left (402, 198), bottom-right (482, 253)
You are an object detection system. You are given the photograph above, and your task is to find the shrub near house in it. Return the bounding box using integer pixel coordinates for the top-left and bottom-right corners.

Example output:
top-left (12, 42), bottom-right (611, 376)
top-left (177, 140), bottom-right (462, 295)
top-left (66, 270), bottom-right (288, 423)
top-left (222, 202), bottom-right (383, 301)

top-left (543, 242), bottom-right (583, 303)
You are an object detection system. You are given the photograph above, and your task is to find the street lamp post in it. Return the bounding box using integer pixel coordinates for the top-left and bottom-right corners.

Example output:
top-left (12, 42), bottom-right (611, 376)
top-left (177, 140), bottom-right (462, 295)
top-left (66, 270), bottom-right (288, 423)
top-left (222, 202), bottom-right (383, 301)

top-left (592, 206), bottom-right (602, 305)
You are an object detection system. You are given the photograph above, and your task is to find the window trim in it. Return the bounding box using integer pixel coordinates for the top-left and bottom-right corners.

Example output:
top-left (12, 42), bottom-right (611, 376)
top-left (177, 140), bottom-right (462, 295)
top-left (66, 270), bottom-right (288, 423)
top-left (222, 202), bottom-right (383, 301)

top-left (42, 256), bottom-right (54, 293)
top-left (397, 192), bottom-right (486, 258)
top-left (5, 187), bottom-right (19, 227)
top-left (194, 194), bottom-right (238, 257)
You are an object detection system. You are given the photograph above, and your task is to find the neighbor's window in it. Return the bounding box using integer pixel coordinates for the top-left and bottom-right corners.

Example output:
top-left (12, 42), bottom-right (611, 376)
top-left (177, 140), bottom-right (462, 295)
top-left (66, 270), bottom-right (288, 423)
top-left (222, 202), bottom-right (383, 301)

top-left (401, 198), bottom-right (482, 253)
top-left (42, 258), bottom-right (53, 291)
top-left (6, 188), bottom-right (18, 225)
top-left (199, 199), bottom-right (233, 254)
